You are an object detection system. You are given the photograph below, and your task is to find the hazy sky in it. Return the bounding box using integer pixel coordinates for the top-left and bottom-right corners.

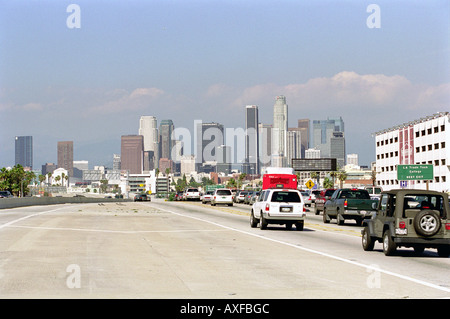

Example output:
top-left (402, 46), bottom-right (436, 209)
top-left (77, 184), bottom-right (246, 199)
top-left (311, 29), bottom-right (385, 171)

top-left (1, 0), bottom-right (449, 168)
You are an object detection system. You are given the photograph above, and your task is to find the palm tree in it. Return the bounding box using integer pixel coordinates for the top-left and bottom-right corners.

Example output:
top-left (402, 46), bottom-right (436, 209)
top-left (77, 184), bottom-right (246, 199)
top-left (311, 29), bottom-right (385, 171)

top-left (61, 172), bottom-right (65, 187)
top-left (337, 170), bottom-right (348, 188)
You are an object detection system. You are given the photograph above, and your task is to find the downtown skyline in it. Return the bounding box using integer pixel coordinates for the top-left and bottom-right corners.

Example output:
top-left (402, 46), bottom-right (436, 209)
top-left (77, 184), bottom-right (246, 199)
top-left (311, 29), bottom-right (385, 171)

top-left (1, 1), bottom-right (449, 168)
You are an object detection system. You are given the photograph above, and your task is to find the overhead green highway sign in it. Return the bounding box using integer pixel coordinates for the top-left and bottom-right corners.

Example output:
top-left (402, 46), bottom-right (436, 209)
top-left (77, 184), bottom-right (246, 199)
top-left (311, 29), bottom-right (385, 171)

top-left (397, 164), bottom-right (434, 181)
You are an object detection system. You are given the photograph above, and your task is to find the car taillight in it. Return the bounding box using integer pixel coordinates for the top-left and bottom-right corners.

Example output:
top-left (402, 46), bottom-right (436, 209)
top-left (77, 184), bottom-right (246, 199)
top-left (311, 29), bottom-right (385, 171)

top-left (344, 200), bottom-right (348, 208)
top-left (265, 203), bottom-right (270, 211)
top-left (446, 223), bottom-right (450, 230)
top-left (303, 206), bottom-right (306, 212)
top-left (399, 221), bottom-right (406, 229)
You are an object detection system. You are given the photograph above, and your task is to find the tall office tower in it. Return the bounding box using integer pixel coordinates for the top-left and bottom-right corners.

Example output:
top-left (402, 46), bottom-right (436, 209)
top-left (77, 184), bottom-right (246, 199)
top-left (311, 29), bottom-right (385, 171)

top-left (139, 116), bottom-right (159, 168)
top-left (297, 119), bottom-right (310, 158)
top-left (259, 123), bottom-right (272, 170)
top-left (113, 154), bottom-right (121, 170)
top-left (159, 119), bottom-right (174, 160)
top-left (15, 136), bottom-right (33, 169)
top-left (244, 105), bottom-right (259, 174)
top-left (57, 141), bottom-right (74, 176)
top-left (195, 122), bottom-right (224, 167)
top-left (120, 135), bottom-right (144, 174)
top-left (287, 129), bottom-right (302, 166)
top-left (312, 117), bottom-right (345, 163)
top-left (272, 95), bottom-right (288, 167)
top-left (330, 131), bottom-right (346, 168)
top-left (216, 145), bottom-right (232, 175)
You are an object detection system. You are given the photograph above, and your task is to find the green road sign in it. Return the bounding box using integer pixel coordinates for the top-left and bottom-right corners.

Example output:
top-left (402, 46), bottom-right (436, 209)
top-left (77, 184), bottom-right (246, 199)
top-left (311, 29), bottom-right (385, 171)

top-left (397, 164), bottom-right (434, 181)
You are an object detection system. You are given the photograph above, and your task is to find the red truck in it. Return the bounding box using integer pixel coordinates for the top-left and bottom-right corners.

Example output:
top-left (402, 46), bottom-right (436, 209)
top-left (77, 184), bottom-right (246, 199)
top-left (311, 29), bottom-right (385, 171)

top-left (262, 167), bottom-right (297, 190)
top-left (314, 188), bottom-right (336, 215)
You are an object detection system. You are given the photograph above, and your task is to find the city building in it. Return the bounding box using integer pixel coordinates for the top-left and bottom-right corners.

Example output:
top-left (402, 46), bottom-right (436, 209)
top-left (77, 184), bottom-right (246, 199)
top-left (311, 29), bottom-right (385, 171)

top-left (347, 153), bottom-right (359, 166)
top-left (297, 119), bottom-right (310, 158)
top-left (272, 95), bottom-right (288, 166)
top-left (120, 135), bottom-right (144, 174)
top-left (312, 117), bottom-right (345, 166)
top-left (159, 119), bottom-right (174, 160)
top-left (244, 105), bottom-right (259, 174)
top-left (57, 141), bottom-right (74, 176)
top-left (159, 157), bottom-right (174, 174)
top-left (216, 145), bottom-right (231, 175)
top-left (180, 155), bottom-right (196, 176)
top-left (287, 129), bottom-right (302, 166)
top-left (374, 112), bottom-right (450, 192)
top-left (139, 116), bottom-right (159, 169)
top-left (15, 136), bottom-right (33, 169)
top-left (195, 121), bottom-right (224, 168)
top-left (113, 154), bottom-right (121, 171)
top-left (41, 162), bottom-right (57, 177)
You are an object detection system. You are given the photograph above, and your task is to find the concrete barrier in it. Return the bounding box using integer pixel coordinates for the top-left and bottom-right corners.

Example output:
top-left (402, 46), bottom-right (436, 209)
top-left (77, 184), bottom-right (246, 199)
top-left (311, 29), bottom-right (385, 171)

top-left (0, 196), bottom-right (132, 209)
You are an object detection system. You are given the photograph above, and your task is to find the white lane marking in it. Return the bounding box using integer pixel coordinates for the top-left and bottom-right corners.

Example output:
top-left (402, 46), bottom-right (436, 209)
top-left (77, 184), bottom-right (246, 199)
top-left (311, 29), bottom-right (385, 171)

top-left (0, 206), bottom-right (72, 230)
top-left (155, 205), bottom-right (450, 294)
top-left (7, 225), bottom-right (229, 234)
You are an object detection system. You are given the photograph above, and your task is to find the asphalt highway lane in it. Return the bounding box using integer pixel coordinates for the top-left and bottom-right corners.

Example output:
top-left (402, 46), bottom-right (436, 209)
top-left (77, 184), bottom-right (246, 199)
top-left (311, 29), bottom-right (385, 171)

top-left (0, 200), bottom-right (449, 298)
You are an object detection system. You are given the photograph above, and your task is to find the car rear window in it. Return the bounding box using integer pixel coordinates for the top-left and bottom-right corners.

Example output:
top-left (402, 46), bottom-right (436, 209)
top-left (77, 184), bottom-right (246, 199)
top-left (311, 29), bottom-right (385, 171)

top-left (271, 191), bottom-right (301, 203)
top-left (187, 188), bottom-right (198, 192)
top-left (340, 190), bottom-right (370, 199)
top-left (216, 190), bottom-right (231, 195)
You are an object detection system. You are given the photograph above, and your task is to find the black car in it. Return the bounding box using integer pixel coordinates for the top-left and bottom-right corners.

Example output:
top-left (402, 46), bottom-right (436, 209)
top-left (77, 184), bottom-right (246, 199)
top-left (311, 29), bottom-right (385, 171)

top-left (134, 194), bottom-right (150, 202)
top-left (0, 191), bottom-right (13, 198)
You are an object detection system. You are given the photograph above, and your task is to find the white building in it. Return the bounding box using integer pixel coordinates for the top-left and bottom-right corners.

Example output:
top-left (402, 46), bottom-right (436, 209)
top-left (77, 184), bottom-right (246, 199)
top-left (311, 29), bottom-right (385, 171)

top-left (347, 154), bottom-right (359, 166)
top-left (272, 95), bottom-right (288, 166)
top-left (374, 112), bottom-right (450, 192)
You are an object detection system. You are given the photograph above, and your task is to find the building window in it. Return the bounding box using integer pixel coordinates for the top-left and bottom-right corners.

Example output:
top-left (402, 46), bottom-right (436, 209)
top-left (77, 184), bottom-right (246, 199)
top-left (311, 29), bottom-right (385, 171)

top-left (441, 125), bottom-right (445, 132)
top-left (427, 128), bottom-right (432, 135)
top-left (434, 127), bottom-right (439, 133)
top-left (434, 143), bottom-right (439, 149)
top-left (442, 142), bottom-right (446, 148)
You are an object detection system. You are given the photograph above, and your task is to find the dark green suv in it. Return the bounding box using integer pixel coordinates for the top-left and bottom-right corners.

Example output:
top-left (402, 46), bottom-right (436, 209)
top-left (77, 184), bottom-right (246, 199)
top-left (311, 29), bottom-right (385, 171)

top-left (362, 189), bottom-right (450, 257)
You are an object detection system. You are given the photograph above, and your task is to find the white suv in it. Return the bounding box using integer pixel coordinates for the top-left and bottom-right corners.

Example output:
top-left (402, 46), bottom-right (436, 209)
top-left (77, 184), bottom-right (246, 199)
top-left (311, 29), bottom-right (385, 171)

top-left (211, 188), bottom-right (234, 206)
top-left (250, 189), bottom-right (306, 230)
top-left (184, 188), bottom-right (200, 201)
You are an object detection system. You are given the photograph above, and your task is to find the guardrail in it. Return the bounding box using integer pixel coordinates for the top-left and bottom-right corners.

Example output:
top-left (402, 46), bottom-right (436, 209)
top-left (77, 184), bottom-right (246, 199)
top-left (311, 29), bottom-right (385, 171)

top-left (0, 196), bottom-right (132, 209)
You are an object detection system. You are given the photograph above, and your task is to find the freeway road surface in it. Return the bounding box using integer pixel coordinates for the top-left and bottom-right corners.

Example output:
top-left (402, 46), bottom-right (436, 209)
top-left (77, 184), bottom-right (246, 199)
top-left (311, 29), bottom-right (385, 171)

top-left (0, 199), bottom-right (449, 298)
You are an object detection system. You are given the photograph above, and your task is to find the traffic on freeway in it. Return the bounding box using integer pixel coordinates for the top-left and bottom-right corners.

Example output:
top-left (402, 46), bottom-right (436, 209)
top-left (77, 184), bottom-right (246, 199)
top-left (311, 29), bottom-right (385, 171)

top-left (0, 193), bottom-right (449, 300)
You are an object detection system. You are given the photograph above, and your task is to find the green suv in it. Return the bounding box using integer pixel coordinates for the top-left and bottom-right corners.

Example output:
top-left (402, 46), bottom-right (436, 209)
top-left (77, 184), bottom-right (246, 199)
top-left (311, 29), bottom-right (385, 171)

top-left (362, 189), bottom-right (450, 257)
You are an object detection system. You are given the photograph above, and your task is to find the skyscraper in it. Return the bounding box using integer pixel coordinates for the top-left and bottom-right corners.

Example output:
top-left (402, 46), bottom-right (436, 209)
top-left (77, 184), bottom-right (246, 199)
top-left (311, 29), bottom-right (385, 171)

top-left (195, 121), bottom-right (224, 167)
top-left (57, 141), bottom-right (73, 176)
top-left (312, 117), bottom-right (345, 166)
top-left (15, 136), bottom-right (33, 169)
top-left (244, 105), bottom-right (259, 174)
top-left (120, 135), bottom-right (144, 174)
top-left (159, 119), bottom-right (174, 160)
top-left (139, 116), bottom-right (159, 169)
top-left (297, 119), bottom-right (310, 158)
top-left (272, 95), bottom-right (288, 167)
